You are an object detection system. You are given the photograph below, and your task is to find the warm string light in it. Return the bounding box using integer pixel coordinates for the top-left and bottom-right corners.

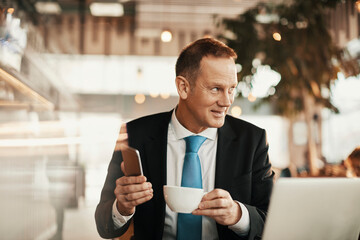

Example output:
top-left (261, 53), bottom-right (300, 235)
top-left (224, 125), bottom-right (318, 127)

top-left (134, 94), bottom-right (146, 104)
top-left (160, 93), bottom-right (170, 99)
top-left (231, 106), bottom-right (242, 117)
top-left (7, 8), bottom-right (15, 14)
top-left (149, 92), bottom-right (159, 98)
top-left (356, 0), bottom-right (360, 12)
top-left (273, 32), bottom-right (281, 41)
top-left (248, 93), bottom-right (257, 102)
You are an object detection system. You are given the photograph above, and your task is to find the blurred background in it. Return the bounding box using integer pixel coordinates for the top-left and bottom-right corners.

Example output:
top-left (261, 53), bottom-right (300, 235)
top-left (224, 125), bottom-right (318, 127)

top-left (0, 0), bottom-right (359, 239)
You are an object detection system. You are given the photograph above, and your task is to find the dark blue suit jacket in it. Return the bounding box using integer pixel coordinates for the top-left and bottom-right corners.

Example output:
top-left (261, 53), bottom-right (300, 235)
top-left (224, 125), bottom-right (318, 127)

top-left (95, 110), bottom-right (274, 240)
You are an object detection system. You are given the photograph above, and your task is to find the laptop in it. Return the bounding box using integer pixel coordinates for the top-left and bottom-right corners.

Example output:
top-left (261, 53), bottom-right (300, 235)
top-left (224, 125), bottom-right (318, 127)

top-left (262, 178), bottom-right (360, 240)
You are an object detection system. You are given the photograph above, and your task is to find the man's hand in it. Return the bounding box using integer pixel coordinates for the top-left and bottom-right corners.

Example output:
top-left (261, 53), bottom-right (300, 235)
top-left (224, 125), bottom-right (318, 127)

top-left (192, 189), bottom-right (242, 226)
top-left (114, 162), bottom-right (153, 216)
top-left (113, 123), bottom-right (153, 216)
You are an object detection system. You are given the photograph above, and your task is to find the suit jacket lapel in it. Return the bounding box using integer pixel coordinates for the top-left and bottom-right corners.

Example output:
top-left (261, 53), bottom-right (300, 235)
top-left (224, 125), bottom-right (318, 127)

top-left (143, 126), bottom-right (169, 192)
top-left (215, 117), bottom-right (244, 239)
top-left (142, 110), bottom-right (172, 238)
top-left (215, 117), bottom-right (238, 191)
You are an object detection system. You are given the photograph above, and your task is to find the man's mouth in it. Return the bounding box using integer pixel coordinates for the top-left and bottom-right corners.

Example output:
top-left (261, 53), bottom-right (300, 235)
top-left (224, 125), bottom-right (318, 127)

top-left (211, 110), bottom-right (225, 117)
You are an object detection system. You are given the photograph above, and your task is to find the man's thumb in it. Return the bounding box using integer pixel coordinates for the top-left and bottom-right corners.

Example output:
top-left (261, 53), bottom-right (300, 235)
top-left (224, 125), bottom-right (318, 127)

top-left (121, 161), bottom-right (127, 176)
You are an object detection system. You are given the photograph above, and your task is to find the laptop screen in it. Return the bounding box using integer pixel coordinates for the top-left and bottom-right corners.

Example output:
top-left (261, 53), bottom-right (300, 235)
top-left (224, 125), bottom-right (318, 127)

top-left (262, 178), bottom-right (360, 240)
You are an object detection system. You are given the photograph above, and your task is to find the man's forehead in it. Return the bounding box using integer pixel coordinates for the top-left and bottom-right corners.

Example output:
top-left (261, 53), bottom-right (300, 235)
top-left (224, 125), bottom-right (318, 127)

top-left (200, 55), bottom-right (235, 64)
top-left (200, 73), bottom-right (238, 87)
top-left (199, 56), bottom-right (236, 72)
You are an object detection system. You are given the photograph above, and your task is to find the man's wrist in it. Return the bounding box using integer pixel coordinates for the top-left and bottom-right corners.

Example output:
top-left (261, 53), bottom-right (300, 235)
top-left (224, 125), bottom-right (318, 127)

top-left (231, 200), bottom-right (242, 225)
top-left (112, 199), bottom-right (134, 229)
top-left (116, 199), bottom-right (134, 216)
top-left (228, 201), bottom-right (250, 236)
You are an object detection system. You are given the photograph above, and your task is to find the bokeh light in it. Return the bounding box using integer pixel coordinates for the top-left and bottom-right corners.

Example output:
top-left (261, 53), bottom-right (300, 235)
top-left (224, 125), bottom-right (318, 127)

top-left (161, 30), bottom-right (172, 42)
top-left (150, 92), bottom-right (159, 98)
top-left (135, 94), bottom-right (146, 104)
top-left (7, 8), bottom-right (15, 14)
top-left (160, 92), bottom-right (170, 99)
top-left (273, 32), bottom-right (281, 41)
top-left (231, 106), bottom-right (242, 117)
top-left (248, 93), bottom-right (257, 102)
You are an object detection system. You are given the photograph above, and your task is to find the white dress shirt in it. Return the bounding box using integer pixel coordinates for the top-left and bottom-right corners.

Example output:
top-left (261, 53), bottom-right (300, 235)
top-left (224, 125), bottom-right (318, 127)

top-left (112, 111), bottom-right (250, 239)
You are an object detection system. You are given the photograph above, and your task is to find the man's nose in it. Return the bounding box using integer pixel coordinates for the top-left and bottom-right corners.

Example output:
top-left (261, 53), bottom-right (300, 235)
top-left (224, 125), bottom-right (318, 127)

top-left (218, 91), bottom-right (233, 107)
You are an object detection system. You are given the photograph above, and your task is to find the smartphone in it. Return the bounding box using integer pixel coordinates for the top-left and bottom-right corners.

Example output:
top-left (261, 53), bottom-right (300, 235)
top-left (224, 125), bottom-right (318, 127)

top-left (121, 146), bottom-right (143, 176)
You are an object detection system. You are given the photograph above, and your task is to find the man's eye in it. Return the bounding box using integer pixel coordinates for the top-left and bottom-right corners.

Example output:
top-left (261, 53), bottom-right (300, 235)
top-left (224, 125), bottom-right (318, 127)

top-left (211, 87), bottom-right (219, 92)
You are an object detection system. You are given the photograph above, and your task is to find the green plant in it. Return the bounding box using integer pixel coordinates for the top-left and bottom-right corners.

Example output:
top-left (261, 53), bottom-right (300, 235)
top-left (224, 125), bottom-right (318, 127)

top-left (221, 0), bottom-right (359, 175)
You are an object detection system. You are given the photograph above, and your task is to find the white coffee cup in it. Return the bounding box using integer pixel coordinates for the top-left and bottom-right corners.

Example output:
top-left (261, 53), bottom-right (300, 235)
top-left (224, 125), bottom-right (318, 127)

top-left (163, 185), bottom-right (205, 213)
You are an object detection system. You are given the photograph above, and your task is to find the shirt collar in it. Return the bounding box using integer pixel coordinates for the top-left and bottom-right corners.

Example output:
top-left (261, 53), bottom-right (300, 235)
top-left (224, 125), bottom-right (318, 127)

top-left (170, 109), bottom-right (217, 141)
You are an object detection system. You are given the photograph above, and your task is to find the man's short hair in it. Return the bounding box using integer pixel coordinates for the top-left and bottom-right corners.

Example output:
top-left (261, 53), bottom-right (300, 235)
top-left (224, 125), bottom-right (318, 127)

top-left (175, 38), bottom-right (237, 85)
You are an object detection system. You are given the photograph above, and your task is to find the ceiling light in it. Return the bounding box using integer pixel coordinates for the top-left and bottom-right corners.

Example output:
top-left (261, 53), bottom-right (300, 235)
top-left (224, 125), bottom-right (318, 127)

top-left (90, 2), bottom-right (124, 17)
top-left (161, 30), bottom-right (172, 43)
top-left (35, 2), bottom-right (61, 15)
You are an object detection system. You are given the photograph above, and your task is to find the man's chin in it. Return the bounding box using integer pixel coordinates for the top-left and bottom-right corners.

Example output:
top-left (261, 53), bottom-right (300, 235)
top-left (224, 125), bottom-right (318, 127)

top-left (209, 119), bottom-right (225, 128)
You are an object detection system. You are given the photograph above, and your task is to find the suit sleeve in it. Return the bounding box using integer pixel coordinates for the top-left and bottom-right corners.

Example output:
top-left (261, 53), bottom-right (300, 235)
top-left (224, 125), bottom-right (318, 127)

top-left (245, 129), bottom-right (274, 240)
top-left (219, 129), bottom-right (274, 240)
top-left (95, 150), bottom-right (131, 239)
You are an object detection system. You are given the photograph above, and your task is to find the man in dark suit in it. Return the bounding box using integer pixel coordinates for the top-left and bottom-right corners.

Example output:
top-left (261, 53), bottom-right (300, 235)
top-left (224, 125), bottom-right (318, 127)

top-left (95, 38), bottom-right (274, 240)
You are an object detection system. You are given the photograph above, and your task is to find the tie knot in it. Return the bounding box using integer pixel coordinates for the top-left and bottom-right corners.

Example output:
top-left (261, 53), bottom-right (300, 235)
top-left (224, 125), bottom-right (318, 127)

top-left (184, 135), bottom-right (206, 153)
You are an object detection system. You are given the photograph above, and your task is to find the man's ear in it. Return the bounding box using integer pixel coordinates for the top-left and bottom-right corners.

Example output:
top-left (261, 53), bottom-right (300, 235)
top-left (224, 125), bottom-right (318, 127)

top-left (175, 76), bottom-right (190, 100)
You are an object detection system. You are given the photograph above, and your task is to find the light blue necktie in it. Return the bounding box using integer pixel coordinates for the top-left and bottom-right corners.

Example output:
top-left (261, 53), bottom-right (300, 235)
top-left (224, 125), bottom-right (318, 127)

top-left (177, 135), bottom-right (206, 240)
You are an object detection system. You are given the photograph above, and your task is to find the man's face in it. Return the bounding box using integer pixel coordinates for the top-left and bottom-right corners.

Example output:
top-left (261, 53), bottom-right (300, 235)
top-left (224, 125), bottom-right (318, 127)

top-left (180, 56), bottom-right (237, 133)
